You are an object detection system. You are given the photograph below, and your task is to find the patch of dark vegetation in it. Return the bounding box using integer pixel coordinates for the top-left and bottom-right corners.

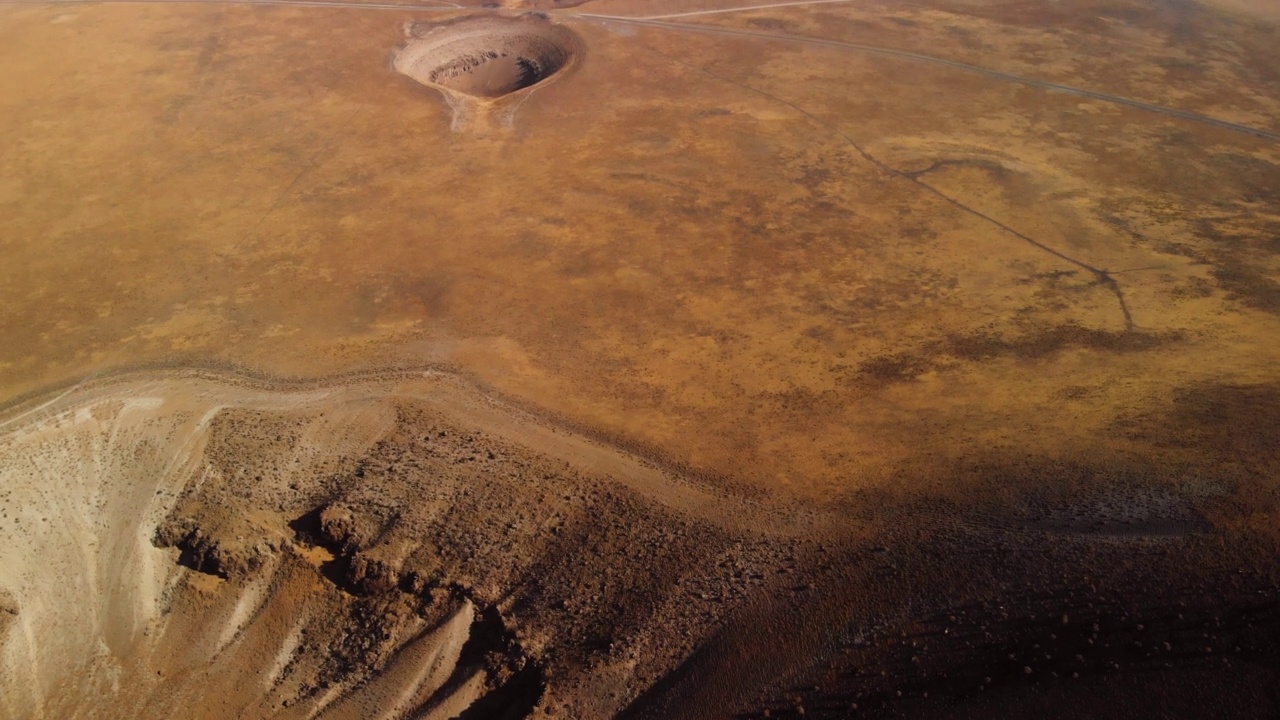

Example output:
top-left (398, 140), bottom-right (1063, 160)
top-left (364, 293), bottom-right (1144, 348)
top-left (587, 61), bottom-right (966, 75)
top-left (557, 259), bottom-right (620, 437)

top-left (857, 352), bottom-right (935, 386)
top-left (1017, 268), bottom-right (1081, 284)
top-left (1097, 203), bottom-right (1280, 316)
top-left (0, 591), bottom-right (19, 619)
top-left (1055, 384), bottom-right (1098, 400)
top-left (1116, 381), bottom-right (1280, 475)
top-left (946, 324), bottom-right (1173, 360)
top-left (851, 324), bottom-right (1178, 387)
top-left (745, 17), bottom-right (801, 32)
top-left (1191, 202), bottom-right (1280, 317)
top-left (1162, 275), bottom-right (1216, 301)
top-left (1208, 256), bottom-right (1280, 315)
top-left (1204, 152), bottom-right (1280, 204)
top-left (903, 157), bottom-right (1013, 180)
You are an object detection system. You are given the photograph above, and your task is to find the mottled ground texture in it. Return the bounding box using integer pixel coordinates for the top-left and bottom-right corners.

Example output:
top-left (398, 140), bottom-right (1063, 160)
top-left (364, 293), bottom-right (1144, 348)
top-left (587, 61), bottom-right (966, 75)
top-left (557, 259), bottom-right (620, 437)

top-left (0, 0), bottom-right (1278, 717)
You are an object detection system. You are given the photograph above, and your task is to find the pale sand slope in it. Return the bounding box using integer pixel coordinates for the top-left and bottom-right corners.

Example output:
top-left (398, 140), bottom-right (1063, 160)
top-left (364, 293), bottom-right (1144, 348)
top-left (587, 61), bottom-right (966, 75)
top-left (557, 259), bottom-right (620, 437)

top-left (0, 369), bottom-right (837, 720)
top-left (0, 375), bottom-right (500, 720)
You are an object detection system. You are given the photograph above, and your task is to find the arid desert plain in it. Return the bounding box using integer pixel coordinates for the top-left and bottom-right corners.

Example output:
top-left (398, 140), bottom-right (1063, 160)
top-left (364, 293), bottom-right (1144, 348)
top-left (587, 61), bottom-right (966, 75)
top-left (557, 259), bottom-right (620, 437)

top-left (1, 0), bottom-right (1279, 717)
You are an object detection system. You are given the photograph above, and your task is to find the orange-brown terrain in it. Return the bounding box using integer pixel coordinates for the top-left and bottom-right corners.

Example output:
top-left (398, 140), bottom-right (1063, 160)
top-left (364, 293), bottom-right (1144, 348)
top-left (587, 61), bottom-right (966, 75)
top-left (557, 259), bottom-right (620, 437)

top-left (1, 0), bottom-right (1278, 717)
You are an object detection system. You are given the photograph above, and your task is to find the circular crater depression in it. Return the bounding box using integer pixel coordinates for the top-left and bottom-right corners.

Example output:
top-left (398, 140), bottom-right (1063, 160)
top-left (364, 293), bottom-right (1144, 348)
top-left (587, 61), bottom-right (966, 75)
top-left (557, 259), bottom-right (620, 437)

top-left (394, 16), bottom-right (579, 99)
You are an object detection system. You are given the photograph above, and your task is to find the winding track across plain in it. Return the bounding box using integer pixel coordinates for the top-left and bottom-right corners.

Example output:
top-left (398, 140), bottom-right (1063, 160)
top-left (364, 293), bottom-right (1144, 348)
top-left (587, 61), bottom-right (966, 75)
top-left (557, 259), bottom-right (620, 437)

top-left (0, 365), bottom-right (847, 539)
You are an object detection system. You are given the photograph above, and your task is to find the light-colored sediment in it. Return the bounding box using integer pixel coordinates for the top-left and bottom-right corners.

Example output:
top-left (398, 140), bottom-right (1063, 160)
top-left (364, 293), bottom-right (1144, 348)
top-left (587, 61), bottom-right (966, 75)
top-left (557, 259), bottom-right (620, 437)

top-left (0, 369), bottom-right (839, 719)
top-left (0, 375), bottom-right (517, 719)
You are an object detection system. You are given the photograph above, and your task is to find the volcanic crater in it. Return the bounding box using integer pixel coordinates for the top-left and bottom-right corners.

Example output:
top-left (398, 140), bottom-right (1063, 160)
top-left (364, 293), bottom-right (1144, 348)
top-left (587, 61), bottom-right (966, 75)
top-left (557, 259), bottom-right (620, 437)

top-left (394, 16), bottom-right (578, 99)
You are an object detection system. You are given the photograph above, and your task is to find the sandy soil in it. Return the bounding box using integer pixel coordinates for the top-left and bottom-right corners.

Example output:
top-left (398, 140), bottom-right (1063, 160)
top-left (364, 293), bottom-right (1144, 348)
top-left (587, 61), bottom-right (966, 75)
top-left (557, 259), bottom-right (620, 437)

top-left (1, 0), bottom-right (1277, 498)
top-left (0, 0), bottom-right (1278, 716)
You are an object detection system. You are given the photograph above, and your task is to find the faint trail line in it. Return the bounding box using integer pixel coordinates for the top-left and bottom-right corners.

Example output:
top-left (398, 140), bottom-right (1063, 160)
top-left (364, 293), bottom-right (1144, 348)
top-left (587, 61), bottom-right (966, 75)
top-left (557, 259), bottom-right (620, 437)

top-left (621, 0), bottom-right (858, 20)
top-left (580, 15), bottom-right (1280, 143)
top-left (632, 41), bottom-right (1137, 330)
top-left (1106, 264), bottom-right (1171, 275)
top-left (0, 371), bottom-right (101, 431)
top-left (0, 0), bottom-right (460, 10)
